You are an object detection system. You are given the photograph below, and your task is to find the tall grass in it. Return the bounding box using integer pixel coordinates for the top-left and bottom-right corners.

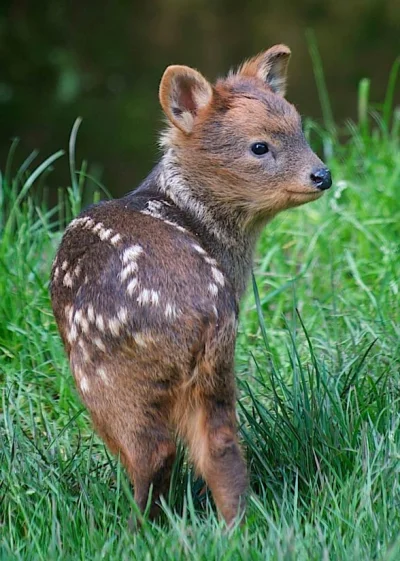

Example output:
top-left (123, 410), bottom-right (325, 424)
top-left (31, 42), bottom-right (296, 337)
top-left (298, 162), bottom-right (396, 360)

top-left (0, 67), bottom-right (399, 559)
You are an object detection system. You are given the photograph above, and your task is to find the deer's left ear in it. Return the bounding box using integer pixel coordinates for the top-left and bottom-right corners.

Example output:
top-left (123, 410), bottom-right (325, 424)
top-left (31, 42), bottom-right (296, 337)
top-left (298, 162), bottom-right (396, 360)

top-left (159, 65), bottom-right (213, 134)
top-left (238, 44), bottom-right (291, 96)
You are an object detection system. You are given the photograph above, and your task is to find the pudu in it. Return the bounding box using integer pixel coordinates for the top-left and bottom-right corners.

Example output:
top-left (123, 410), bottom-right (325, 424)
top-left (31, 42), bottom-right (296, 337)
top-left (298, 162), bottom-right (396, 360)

top-left (50, 44), bottom-right (332, 527)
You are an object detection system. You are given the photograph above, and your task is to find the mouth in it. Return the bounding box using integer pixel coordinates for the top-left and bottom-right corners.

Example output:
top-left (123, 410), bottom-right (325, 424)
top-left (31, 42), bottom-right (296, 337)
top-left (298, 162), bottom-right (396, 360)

top-left (285, 189), bottom-right (323, 198)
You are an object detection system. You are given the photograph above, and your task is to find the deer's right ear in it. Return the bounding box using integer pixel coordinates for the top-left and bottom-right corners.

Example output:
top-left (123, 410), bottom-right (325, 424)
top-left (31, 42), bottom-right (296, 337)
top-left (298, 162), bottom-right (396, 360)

top-left (159, 65), bottom-right (213, 134)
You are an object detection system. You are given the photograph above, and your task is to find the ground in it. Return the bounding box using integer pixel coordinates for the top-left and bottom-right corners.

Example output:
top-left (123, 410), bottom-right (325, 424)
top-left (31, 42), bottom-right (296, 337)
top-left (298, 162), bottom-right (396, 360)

top-left (0, 98), bottom-right (399, 559)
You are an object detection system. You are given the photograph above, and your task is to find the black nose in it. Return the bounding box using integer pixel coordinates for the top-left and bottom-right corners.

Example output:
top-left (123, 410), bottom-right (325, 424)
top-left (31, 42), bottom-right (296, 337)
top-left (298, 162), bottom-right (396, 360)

top-left (310, 167), bottom-right (332, 191)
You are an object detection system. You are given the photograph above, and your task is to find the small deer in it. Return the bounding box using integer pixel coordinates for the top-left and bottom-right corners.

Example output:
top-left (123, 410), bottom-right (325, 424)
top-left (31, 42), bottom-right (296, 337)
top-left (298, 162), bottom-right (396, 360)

top-left (50, 44), bottom-right (332, 527)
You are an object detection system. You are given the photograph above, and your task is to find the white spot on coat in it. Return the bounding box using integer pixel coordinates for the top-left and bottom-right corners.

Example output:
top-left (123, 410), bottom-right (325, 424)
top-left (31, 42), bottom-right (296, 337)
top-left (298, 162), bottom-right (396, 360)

top-left (92, 222), bottom-right (104, 234)
top-left (120, 262), bottom-right (138, 282)
top-left (150, 290), bottom-right (160, 305)
top-left (87, 304), bottom-right (95, 323)
top-left (96, 314), bottom-right (105, 332)
top-left (67, 218), bottom-right (80, 229)
top-left (84, 218), bottom-right (95, 229)
top-left (147, 200), bottom-right (163, 213)
top-left (99, 228), bottom-right (113, 241)
top-left (192, 244), bottom-right (206, 255)
top-left (80, 376), bottom-right (90, 393)
top-left (73, 264), bottom-right (82, 277)
top-left (163, 219), bottom-right (187, 233)
top-left (73, 309), bottom-right (90, 334)
top-left (117, 307), bottom-right (128, 323)
top-left (121, 245), bottom-right (143, 264)
top-left (94, 337), bottom-right (106, 352)
top-left (165, 302), bottom-right (179, 319)
top-left (137, 289), bottom-right (160, 306)
top-left (208, 283), bottom-right (218, 296)
top-left (65, 305), bottom-right (73, 324)
top-left (53, 266), bottom-right (60, 281)
top-left (97, 367), bottom-right (110, 385)
top-left (211, 267), bottom-right (225, 286)
top-left (126, 277), bottom-right (139, 296)
top-left (110, 233), bottom-right (122, 246)
top-left (63, 272), bottom-right (73, 288)
top-left (68, 216), bottom-right (91, 230)
top-left (108, 317), bottom-right (121, 336)
top-left (80, 317), bottom-right (90, 334)
top-left (74, 309), bottom-right (83, 324)
top-left (62, 260), bottom-right (69, 271)
top-left (141, 202), bottom-right (187, 233)
top-left (78, 339), bottom-right (90, 362)
top-left (137, 289), bottom-right (151, 306)
top-left (68, 324), bottom-right (78, 343)
top-left (141, 200), bottom-right (164, 219)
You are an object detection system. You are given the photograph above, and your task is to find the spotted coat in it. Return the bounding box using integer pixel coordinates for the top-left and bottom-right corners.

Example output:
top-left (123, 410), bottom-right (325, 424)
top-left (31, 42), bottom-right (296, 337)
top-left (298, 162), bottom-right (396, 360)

top-left (50, 186), bottom-right (238, 399)
top-left (50, 44), bottom-right (331, 528)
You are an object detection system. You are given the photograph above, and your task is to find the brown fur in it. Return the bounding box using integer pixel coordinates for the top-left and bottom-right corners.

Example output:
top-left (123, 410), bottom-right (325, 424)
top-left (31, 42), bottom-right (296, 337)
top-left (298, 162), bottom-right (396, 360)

top-left (50, 45), bottom-right (331, 528)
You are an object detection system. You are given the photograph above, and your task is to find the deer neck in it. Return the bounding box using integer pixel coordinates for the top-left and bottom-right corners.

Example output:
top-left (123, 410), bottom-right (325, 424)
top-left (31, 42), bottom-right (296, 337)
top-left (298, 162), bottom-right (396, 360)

top-left (153, 150), bottom-right (265, 299)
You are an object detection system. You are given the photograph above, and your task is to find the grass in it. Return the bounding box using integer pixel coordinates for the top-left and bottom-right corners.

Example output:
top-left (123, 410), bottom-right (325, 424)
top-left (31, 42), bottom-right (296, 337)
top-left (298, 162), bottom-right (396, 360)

top-left (1, 75), bottom-right (400, 560)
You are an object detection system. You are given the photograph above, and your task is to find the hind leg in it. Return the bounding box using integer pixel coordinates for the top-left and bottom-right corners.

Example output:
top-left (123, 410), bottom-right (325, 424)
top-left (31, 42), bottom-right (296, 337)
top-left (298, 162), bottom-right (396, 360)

top-left (184, 397), bottom-right (247, 527)
top-left (127, 431), bottom-right (176, 519)
top-left (70, 351), bottom-right (177, 522)
top-left (179, 316), bottom-right (248, 526)
top-left (92, 413), bottom-right (176, 521)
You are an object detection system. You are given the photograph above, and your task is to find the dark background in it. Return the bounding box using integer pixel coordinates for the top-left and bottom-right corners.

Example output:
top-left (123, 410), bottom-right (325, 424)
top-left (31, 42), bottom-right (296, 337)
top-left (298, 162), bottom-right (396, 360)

top-left (1, 0), bottom-right (399, 196)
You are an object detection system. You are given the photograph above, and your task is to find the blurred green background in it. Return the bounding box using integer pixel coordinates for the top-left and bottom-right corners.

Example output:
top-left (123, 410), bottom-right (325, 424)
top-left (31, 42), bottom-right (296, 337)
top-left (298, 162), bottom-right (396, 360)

top-left (1, 0), bottom-right (399, 196)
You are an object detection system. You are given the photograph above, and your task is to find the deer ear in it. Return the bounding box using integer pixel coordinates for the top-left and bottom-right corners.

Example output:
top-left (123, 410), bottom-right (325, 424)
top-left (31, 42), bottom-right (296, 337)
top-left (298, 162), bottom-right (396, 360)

top-left (238, 44), bottom-right (291, 96)
top-left (159, 65), bottom-right (213, 134)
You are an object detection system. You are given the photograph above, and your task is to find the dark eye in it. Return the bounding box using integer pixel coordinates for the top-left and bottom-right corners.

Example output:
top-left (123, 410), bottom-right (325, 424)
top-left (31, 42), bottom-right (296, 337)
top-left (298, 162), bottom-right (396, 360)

top-left (251, 142), bottom-right (269, 156)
